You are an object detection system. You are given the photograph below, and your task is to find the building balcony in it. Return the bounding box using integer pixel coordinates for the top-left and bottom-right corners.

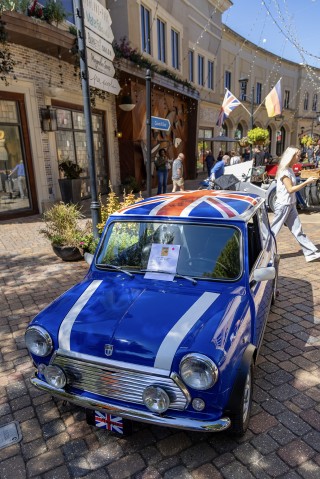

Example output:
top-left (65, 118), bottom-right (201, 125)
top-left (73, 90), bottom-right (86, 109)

top-left (2, 10), bottom-right (75, 64)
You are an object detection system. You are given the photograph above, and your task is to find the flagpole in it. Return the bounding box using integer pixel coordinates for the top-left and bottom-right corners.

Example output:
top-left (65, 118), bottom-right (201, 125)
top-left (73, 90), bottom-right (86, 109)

top-left (239, 103), bottom-right (252, 117)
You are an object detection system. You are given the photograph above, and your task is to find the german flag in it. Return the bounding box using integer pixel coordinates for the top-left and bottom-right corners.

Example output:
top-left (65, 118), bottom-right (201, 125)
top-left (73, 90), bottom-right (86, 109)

top-left (265, 79), bottom-right (282, 117)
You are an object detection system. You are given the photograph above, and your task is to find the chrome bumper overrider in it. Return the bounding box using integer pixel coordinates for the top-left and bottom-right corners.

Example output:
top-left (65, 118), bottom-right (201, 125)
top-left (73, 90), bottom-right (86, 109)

top-left (31, 377), bottom-right (231, 432)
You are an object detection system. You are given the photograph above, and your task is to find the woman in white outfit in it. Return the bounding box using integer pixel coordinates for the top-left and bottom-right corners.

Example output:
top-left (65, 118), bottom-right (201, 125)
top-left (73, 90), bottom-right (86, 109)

top-left (271, 146), bottom-right (320, 263)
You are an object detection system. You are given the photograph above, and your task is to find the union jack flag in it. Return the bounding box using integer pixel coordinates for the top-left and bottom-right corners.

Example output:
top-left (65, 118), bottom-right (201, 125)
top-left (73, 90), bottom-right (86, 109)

top-left (118, 190), bottom-right (258, 219)
top-left (216, 89), bottom-right (241, 126)
top-left (94, 411), bottom-right (124, 434)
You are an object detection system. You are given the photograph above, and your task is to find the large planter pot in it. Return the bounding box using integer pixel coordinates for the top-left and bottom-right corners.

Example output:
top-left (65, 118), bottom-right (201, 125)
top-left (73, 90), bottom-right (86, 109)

top-left (52, 245), bottom-right (83, 261)
top-left (58, 178), bottom-right (82, 204)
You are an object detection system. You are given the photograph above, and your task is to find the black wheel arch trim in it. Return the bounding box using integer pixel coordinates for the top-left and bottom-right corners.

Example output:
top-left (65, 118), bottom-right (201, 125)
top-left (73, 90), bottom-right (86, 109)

top-left (224, 343), bottom-right (255, 415)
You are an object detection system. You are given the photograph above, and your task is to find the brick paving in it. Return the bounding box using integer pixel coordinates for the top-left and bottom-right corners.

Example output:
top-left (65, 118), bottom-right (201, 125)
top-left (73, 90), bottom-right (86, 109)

top-left (1, 181), bottom-right (320, 478)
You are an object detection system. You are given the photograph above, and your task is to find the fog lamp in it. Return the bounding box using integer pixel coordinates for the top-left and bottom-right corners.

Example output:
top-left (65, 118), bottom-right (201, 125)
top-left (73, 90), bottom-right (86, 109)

top-left (192, 398), bottom-right (205, 411)
top-left (44, 365), bottom-right (66, 389)
top-left (142, 386), bottom-right (170, 413)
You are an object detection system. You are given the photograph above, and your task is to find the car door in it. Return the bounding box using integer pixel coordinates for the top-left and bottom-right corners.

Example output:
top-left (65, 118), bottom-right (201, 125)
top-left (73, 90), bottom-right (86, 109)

top-left (247, 206), bottom-right (274, 346)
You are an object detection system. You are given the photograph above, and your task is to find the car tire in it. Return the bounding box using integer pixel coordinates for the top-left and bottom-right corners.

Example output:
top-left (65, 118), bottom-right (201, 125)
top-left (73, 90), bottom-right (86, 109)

top-left (268, 188), bottom-right (277, 213)
top-left (228, 362), bottom-right (253, 436)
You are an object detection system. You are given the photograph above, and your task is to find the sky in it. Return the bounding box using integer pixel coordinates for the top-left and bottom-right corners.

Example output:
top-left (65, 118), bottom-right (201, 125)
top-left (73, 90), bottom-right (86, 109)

top-left (222, 0), bottom-right (320, 68)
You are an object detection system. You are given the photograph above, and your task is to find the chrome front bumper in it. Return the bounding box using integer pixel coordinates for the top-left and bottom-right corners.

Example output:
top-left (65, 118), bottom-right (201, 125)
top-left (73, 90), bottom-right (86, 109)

top-left (31, 377), bottom-right (231, 432)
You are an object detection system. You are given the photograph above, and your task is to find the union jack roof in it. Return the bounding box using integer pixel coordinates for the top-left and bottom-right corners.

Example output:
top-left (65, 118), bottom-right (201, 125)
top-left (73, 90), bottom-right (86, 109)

top-left (115, 190), bottom-right (261, 220)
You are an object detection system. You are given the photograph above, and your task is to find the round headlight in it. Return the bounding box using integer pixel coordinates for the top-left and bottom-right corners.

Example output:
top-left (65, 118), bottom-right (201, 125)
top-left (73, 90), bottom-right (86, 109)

top-left (44, 365), bottom-right (66, 389)
top-left (25, 326), bottom-right (53, 357)
top-left (180, 354), bottom-right (218, 390)
top-left (143, 386), bottom-right (170, 413)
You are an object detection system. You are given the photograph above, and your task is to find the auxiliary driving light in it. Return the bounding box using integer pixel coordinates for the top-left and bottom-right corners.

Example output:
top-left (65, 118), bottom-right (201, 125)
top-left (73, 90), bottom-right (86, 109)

top-left (142, 386), bottom-right (170, 413)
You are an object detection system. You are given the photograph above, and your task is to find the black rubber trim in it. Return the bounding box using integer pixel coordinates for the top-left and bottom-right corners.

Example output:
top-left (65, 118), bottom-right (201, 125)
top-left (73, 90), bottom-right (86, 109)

top-left (224, 344), bottom-right (255, 415)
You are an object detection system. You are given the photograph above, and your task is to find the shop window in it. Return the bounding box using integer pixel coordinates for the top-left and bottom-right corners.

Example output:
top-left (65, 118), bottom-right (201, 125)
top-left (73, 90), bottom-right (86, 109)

top-left (0, 98), bottom-right (35, 217)
top-left (55, 107), bottom-right (107, 198)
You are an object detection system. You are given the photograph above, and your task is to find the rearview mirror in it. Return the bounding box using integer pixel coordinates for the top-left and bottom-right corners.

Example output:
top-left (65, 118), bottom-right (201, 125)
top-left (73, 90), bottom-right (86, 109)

top-left (84, 252), bottom-right (94, 266)
top-left (253, 266), bottom-right (276, 282)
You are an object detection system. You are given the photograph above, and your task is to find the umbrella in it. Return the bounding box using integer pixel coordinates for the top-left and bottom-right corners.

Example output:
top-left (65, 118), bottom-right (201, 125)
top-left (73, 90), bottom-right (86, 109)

top-left (211, 135), bottom-right (238, 142)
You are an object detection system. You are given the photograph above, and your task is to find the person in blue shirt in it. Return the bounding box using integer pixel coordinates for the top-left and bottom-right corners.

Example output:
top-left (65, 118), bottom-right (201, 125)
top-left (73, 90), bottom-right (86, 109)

top-left (210, 154), bottom-right (229, 180)
top-left (10, 160), bottom-right (27, 199)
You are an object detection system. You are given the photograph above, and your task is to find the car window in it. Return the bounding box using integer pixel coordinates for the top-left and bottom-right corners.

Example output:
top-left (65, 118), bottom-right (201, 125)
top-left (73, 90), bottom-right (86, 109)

top-left (247, 213), bottom-right (263, 271)
top-left (96, 221), bottom-right (242, 280)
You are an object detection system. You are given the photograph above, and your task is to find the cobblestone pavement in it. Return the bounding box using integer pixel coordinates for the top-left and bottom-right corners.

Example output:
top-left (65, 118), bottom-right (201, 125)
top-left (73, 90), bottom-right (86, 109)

top-left (1, 184), bottom-right (320, 479)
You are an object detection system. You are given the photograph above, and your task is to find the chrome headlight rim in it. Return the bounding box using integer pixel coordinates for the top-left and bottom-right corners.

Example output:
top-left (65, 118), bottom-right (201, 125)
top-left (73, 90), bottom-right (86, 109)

top-left (179, 353), bottom-right (218, 391)
top-left (25, 325), bottom-right (53, 357)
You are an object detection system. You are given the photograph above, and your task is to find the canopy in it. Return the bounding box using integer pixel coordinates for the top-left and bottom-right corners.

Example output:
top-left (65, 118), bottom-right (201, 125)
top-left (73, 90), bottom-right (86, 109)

top-left (211, 135), bottom-right (238, 142)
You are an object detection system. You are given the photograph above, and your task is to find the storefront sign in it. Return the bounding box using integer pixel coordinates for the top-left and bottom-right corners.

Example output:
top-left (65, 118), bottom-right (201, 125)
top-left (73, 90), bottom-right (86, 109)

top-left (151, 116), bottom-right (171, 131)
top-left (88, 68), bottom-right (120, 95)
top-left (87, 48), bottom-right (115, 77)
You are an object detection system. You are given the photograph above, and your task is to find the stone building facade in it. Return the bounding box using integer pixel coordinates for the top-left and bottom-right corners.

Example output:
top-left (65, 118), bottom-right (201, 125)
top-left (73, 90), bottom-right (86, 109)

top-left (1, 1), bottom-right (319, 220)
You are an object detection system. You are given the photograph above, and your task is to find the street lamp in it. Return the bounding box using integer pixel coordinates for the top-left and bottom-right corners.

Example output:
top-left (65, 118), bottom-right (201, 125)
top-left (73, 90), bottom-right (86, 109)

top-left (239, 78), bottom-right (254, 159)
top-left (311, 112), bottom-right (320, 138)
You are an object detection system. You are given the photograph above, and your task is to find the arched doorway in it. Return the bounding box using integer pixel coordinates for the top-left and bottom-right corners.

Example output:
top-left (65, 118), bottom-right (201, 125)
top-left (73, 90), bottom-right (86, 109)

top-left (276, 126), bottom-right (286, 157)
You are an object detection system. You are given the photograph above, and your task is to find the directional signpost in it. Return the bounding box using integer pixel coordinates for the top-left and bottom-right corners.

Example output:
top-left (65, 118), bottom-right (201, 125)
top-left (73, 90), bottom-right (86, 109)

top-left (151, 116), bottom-right (171, 131)
top-left (74, 0), bottom-right (120, 237)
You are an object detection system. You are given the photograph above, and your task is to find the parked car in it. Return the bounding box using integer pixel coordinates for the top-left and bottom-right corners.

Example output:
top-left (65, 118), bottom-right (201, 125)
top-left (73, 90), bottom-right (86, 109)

top-left (25, 190), bottom-right (279, 436)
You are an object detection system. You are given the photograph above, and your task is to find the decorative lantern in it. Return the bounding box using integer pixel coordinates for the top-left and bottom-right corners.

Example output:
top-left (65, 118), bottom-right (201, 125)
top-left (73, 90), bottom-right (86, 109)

top-left (40, 106), bottom-right (58, 132)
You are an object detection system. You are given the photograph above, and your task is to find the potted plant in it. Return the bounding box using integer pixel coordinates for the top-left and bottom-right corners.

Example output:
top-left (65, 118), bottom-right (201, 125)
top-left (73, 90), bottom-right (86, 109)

top-left (40, 202), bottom-right (99, 261)
top-left (300, 135), bottom-right (315, 148)
top-left (43, 0), bottom-right (66, 26)
top-left (58, 159), bottom-right (83, 204)
top-left (247, 127), bottom-right (269, 146)
top-left (40, 202), bottom-right (86, 261)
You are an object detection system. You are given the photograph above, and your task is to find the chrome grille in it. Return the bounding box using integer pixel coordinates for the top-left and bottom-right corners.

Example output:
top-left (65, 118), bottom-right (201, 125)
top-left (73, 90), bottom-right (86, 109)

top-left (52, 354), bottom-right (188, 410)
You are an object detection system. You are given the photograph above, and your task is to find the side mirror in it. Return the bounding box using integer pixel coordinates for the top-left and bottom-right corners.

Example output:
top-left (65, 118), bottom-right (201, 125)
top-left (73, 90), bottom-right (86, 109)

top-left (252, 266), bottom-right (276, 282)
top-left (84, 252), bottom-right (94, 266)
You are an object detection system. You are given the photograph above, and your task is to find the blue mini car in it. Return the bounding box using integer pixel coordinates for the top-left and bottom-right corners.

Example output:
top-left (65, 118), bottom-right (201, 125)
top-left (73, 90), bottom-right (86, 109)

top-left (25, 190), bottom-right (279, 436)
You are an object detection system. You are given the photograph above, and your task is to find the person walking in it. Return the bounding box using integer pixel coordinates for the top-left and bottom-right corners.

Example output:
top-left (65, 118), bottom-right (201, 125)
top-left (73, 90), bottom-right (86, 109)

top-left (154, 148), bottom-right (168, 194)
top-left (253, 145), bottom-right (266, 166)
top-left (172, 153), bottom-right (185, 192)
top-left (205, 150), bottom-right (214, 177)
top-left (230, 150), bottom-right (241, 165)
top-left (210, 154), bottom-right (230, 180)
top-left (271, 146), bottom-right (320, 263)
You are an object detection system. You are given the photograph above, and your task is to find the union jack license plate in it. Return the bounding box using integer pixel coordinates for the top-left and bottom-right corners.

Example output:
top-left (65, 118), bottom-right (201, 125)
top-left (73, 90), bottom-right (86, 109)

top-left (86, 410), bottom-right (132, 436)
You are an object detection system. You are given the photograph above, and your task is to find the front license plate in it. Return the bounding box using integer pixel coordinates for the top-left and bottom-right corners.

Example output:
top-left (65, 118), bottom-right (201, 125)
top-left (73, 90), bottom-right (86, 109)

top-left (86, 409), bottom-right (132, 436)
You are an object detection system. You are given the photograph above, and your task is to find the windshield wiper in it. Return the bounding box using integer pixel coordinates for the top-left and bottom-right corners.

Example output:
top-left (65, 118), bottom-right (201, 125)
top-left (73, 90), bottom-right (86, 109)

top-left (100, 263), bottom-right (134, 277)
top-left (140, 269), bottom-right (197, 285)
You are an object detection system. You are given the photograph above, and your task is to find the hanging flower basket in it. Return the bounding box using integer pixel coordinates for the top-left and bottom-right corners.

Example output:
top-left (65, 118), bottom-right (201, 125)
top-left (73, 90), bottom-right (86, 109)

top-left (238, 137), bottom-right (250, 147)
top-left (247, 127), bottom-right (269, 146)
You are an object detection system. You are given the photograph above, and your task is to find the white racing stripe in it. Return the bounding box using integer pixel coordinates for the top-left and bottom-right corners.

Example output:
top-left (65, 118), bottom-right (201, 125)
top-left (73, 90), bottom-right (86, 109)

top-left (154, 292), bottom-right (220, 370)
top-left (58, 280), bottom-right (102, 351)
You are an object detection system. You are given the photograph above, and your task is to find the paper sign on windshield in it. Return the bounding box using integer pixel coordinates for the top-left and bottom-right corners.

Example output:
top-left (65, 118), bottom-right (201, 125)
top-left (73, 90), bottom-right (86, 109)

top-left (144, 244), bottom-right (180, 281)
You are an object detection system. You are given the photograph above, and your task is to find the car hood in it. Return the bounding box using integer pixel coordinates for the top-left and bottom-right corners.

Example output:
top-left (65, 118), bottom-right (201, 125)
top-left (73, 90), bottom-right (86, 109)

top-left (34, 277), bottom-right (246, 371)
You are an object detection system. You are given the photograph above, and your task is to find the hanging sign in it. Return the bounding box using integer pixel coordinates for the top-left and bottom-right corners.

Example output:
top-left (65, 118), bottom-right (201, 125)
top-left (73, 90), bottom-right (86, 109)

top-left (88, 68), bottom-right (121, 95)
top-left (87, 48), bottom-right (115, 77)
top-left (85, 29), bottom-right (115, 61)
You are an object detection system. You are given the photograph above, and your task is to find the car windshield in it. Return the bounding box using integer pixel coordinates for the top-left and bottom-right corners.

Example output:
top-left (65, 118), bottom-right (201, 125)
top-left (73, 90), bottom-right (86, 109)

top-left (96, 221), bottom-right (242, 280)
